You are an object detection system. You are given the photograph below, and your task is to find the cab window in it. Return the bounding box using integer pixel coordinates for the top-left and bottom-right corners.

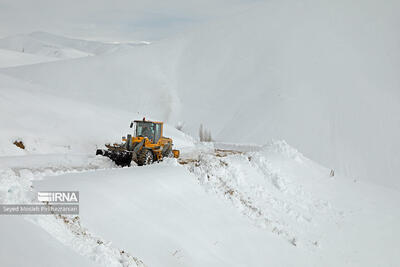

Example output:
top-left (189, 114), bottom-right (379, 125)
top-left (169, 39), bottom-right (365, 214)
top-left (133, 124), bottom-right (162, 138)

top-left (154, 123), bottom-right (161, 143)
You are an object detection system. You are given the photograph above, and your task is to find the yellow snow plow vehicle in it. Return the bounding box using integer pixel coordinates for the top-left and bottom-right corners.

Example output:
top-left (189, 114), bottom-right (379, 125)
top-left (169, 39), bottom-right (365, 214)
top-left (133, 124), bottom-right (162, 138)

top-left (96, 118), bottom-right (180, 166)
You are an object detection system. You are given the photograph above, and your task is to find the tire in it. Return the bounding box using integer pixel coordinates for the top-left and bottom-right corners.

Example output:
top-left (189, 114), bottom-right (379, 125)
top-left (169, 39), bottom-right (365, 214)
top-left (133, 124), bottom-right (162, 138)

top-left (137, 149), bottom-right (153, 166)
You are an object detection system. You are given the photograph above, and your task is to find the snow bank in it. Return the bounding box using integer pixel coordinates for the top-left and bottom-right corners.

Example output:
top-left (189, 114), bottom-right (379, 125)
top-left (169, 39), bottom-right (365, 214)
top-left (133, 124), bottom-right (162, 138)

top-left (0, 161), bottom-right (145, 267)
top-left (182, 141), bottom-right (400, 266)
top-left (32, 161), bottom-right (311, 267)
top-left (0, 216), bottom-right (98, 267)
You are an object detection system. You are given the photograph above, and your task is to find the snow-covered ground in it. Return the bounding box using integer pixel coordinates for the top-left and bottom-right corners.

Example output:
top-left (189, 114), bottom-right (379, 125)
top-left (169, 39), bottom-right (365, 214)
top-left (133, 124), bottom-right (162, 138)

top-left (0, 48), bottom-right (57, 67)
top-left (0, 216), bottom-right (98, 267)
top-left (1, 142), bottom-right (399, 266)
top-left (1, 0), bottom-right (400, 266)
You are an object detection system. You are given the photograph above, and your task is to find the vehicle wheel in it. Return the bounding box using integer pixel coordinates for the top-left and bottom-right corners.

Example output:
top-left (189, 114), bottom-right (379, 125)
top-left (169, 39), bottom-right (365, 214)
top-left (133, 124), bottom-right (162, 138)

top-left (137, 149), bottom-right (153, 166)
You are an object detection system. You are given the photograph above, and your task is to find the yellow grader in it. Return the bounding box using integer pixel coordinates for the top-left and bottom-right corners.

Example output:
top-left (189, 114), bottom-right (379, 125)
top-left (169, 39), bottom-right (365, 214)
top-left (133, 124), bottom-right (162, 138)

top-left (96, 118), bottom-right (179, 166)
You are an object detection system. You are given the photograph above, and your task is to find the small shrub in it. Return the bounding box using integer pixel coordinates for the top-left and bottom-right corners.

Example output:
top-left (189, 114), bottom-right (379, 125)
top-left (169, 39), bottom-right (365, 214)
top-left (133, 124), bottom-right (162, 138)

top-left (13, 140), bottom-right (25, 149)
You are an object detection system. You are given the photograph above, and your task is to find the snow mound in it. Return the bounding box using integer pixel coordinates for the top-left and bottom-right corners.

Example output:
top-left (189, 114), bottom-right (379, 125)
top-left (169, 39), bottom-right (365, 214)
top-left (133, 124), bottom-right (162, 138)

top-left (260, 140), bottom-right (308, 163)
top-left (0, 216), bottom-right (99, 267)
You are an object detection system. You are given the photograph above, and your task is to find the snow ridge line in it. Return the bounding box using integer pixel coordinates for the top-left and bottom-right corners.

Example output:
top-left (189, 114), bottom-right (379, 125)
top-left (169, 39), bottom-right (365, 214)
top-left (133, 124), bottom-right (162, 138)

top-left (0, 162), bottom-right (146, 267)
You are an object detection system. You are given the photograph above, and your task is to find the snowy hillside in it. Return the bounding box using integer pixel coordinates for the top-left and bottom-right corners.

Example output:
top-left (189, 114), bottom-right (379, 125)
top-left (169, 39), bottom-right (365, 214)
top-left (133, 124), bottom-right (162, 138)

top-left (0, 216), bottom-right (98, 267)
top-left (0, 33), bottom-right (91, 59)
top-left (1, 141), bottom-right (399, 266)
top-left (1, 0), bottom-right (399, 190)
top-left (0, 32), bottom-right (148, 59)
top-left (0, 48), bottom-right (57, 67)
top-left (1, 0), bottom-right (400, 266)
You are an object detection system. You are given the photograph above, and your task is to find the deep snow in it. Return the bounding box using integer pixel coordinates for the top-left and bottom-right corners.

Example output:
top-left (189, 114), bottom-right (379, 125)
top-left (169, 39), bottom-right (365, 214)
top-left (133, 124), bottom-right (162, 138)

top-left (2, 0), bottom-right (399, 189)
top-left (0, 216), bottom-right (98, 267)
top-left (1, 143), bottom-right (399, 266)
top-left (1, 0), bottom-right (400, 266)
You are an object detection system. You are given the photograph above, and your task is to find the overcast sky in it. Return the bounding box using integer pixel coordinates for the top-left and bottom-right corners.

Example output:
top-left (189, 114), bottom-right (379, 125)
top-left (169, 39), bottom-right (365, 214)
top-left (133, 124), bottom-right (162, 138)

top-left (0, 0), bottom-right (256, 41)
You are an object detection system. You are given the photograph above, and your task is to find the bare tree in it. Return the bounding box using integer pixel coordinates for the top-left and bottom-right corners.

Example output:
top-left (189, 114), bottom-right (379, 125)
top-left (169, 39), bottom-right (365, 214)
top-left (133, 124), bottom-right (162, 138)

top-left (199, 124), bottom-right (204, 141)
top-left (199, 124), bottom-right (212, 142)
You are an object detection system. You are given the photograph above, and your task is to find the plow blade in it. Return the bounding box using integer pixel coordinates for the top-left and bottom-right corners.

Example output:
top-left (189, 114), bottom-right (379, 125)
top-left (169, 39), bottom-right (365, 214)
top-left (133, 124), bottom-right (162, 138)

top-left (96, 149), bottom-right (134, 167)
top-left (96, 139), bottom-right (143, 167)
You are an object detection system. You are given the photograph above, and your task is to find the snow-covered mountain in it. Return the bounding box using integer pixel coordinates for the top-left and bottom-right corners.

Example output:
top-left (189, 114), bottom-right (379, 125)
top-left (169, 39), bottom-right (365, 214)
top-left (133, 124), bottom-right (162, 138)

top-left (2, 0), bottom-right (399, 190)
top-left (1, 0), bottom-right (400, 266)
top-left (0, 31), bottom-right (148, 59)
